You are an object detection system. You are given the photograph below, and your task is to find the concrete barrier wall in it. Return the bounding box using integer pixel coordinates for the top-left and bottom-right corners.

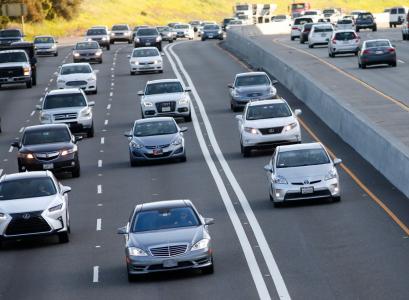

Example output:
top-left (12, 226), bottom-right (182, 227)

top-left (225, 30), bottom-right (409, 198)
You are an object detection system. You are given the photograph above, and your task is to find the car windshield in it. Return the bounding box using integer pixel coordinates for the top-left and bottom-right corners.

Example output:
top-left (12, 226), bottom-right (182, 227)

top-left (230, 20), bottom-right (242, 25)
top-left (75, 42), bottom-right (99, 50)
top-left (133, 48), bottom-right (159, 57)
top-left (236, 75), bottom-right (269, 87)
top-left (23, 128), bottom-right (71, 145)
top-left (0, 177), bottom-right (56, 200)
top-left (175, 24), bottom-right (189, 29)
top-left (61, 65), bottom-right (92, 75)
top-left (133, 120), bottom-right (178, 137)
top-left (314, 26), bottom-right (333, 32)
top-left (204, 25), bottom-right (219, 30)
top-left (132, 207), bottom-right (200, 232)
top-left (87, 29), bottom-right (107, 35)
top-left (145, 82), bottom-right (183, 94)
top-left (246, 103), bottom-right (292, 120)
top-left (137, 28), bottom-right (158, 36)
top-left (365, 41), bottom-right (390, 48)
top-left (0, 30), bottom-right (21, 37)
top-left (275, 15), bottom-right (286, 19)
top-left (294, 18), bottom-right (313, 25)
top-left (0, 52), bottom-right (27, 63)
top-left (112, 25), bottom-right (128, 30)
top-left (323, 9), bottom-right (335, 14)
top-left (34, 37), bottom-right (54, 43)
top-left (304, 11), bottom-right (318, 15)
top-left (44, 93), bottom-right (87, 109)
top-left (157, 27), bottom-right (169, 32)
top-left (277, 148), bottom-right (330, 168)
top-left (358, 14), bottom-right (373, 19)
top-left (335, 32), bottom-right (356, 40)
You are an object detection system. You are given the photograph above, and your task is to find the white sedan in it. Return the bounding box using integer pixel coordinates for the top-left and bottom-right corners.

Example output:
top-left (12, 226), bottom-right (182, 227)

top-left (128, 47), bottom-right (163, 75)
top-left (57, 63), bottom-right (98, 94)
top-left (236, 98), bottom-right (302, 157)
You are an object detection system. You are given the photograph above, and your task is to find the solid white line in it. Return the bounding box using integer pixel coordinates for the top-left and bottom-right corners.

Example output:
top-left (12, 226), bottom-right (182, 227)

top-left (168, 43), bottom-right (291, 300)
top-left (100, 137), bottom-right (105, 144)
top-left (0, 169), bottom-right (3, 176)
top-left (98, 160), bottom-right (102, 167)
top-left (97, 184), bottom-right (102, 194)
top-left (104, 119), bottom-right (108, 126)
top-left (106, 104), bottom-right (111, 110)
top-left (30, 110), bottom-right (35, 116)
top-left (8, 146), bottom-right (13, 153)
top-left (164, 44), bottom-right (271, 300)
top-left (93, 266), bottom-right (99, 283)
top-left (96, 218), bottom-right (102, 231)
top-left (19, 127), bottom-right (24, 133)
top-left (398, 59), bottom-right (405, 64)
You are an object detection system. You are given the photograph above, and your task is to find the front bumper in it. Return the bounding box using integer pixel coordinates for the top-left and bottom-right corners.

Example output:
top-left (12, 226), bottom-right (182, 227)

top-left (57, 80), bottom-right (97, 92)
top-left (134, 41), bottom-right (161, 48)
top-left (73, 55), bottom-right (102, 63)
top-left (129, 145), bottom-right (185, 161)
top-left (330, 44), bottom-right (359, 54)
top-left (36, 48), bottom-right (57, 55)
top-left (111, 34), bottom-right (132, 41)
top-left (0, 75), bottom-right (31, 85)
top-left (141, 103), bottom-right (190, 118)
top-left (241, 129), bottom-right (301, 147)
top-left (18, 154), bottom-right (79, 173)
top-left (203, 33), bottom-right (223, 39)
top-left (130, 62), bottom-right (163, 72)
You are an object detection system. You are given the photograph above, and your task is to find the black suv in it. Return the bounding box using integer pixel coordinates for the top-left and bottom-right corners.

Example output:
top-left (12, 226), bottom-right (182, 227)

top-left (134, 27), bottom-right (162, 51)
top-left (355, 12), bottom-right (377, 32)
top-left (0, 29), bottom-right (24, 46)
top-left (12, 124), bottom-right (81, 177)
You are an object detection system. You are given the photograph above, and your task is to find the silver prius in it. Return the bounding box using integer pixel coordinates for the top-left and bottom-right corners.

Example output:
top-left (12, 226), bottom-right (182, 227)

top-left (264, 142), bottom-right (342, 207)
top-left (117, 199), bottom-right (214, 281)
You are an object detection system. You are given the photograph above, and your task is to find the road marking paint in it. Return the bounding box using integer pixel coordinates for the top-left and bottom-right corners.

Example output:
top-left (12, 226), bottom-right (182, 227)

top-left (398, 59), bottom-right (405, 64)
top-left (100, 137), bottom-right (105, 144)
top-left (0, 169), bottom-right (3, 176)
top-left (95, 245), bottom-right (101, 248)
top-left (19, 127), bottom-right (24, 133)
top-left (97, 203), bottom-right (103, 207)
top-left (30, 110), bottom-right (35, 116)
top-left (93, 266), bottom-right (99, 283)
top-left (44, 87), bottom-right (48, 92)
top-left (109, 92), bottom-right (113, 97)
top-left (111, 82), bottom-right (114, 86)
top-left (49, 78), bottom-right (54, 83)
top-left (98, 160), bottom-right (102, 167)
top-left (3, 159), bottom-right (8, 162)
top-left (97, 185), bottom-right (102, 194)
top-left (107, 104), bottom-right (111, 110)
top-left (166, 43), bottom-right (279, 300)
top-left (111, 74), bottom-right (115, 78)
top-left (96, 218), bottom-right (102, 231)
top-left (8, 146), bottom-right (13, 153)
top-left (39, 97), bottom-right (43, 102)
top-left (104, 120), bottom-right (108, 125)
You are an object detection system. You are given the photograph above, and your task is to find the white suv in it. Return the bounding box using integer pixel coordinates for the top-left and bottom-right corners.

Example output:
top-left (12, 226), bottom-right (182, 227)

top-left (37, 89), bottom-right (95, 137)
top-left (308, 23), bottom-right (334, 48)
top-left (291, 17), bottom-right (314, 40)
top-left (235, 99), bottom-right (302, 157)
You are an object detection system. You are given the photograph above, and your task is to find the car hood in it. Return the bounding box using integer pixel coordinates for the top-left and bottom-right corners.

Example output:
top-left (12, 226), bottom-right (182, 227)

top-left (130, 56), bottom-right (161, 63)
top-left (276, 164), bottom-right (332, 181)
top-left (35, 43), bottom-right (54, 49)
top-left (0, 62), bottom-right (28, 68)
top-left (58, 73), bottom-right (93, 81)
top-left (142, 92), bottom-right (185, 102)
top-left (245, 116), bottom-right (295, 128)
top-left (133, 133), bottom-right (178, 147)
top-left (128, 226), bottom-right (204, 249)
top-left (236, 85), bottom-right (271, 94)
top-left (0, 195), bottom-right (58, 214)
top-left (20, 142), bottom-right (73, 153)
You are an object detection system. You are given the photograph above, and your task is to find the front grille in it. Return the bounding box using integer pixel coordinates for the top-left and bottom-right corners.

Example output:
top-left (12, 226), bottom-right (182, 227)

top-left (155, 101), bottom-right (176, 113)
top-left (145, 144), bottom-right (170, 150)
top-left (66, 80), bottom-right (87, 86)
top-left (0, 67), bottom-right (24, 78)
top-left (80, 53), bottom-right (95, 57)
top-left (5, 211), bottom-right (51, 236)
top-left (150, 244), bottom-right (188, 257)
top-left (291, 180), bottom-right (322, 186)
top-left (35, 151), bottom-right (60, 161)
top-left (259, 126), bottom-right (284, 135)
top-left (247, 92), bottom-right (262, 98)
top-left (54, 113), bottom-right (77, 121)
top-left (284, 189), bottom-right (331, 200)
top-left (139, 62), bottom-right (155, 65)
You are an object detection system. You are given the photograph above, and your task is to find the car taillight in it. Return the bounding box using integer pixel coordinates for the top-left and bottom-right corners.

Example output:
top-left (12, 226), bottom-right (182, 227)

top-left (332, 39), bottom-right (337, 44)
top-left (362, 49), bottom-right (370, 54)
top-left (292, 27), bottom-right (299, 30)
top-left (388, 48), bottom-right (395, 53)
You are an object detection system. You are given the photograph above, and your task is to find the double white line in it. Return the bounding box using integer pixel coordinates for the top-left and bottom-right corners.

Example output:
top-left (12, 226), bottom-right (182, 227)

top-left (164, 43), bottom-right (290, 300)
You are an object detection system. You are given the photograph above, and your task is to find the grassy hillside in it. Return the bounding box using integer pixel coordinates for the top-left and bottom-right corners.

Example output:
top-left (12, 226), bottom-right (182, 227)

top-left (11, 0), bottom-right (409, 39)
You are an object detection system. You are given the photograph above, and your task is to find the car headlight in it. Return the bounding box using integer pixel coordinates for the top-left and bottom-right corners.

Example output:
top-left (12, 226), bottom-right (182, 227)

top-left (153, 60), bottom-right (162, 64)
top-left (143, 101), bottom-right (153, 107)
top-left (218, 30), bottom-right (222, 34)
top-left (96, 50), bottom-right (102, 56)
top-left (135, 38), bottom-right (140, 42)
top-left (48, 203), bottom-right (63, 212)
top-left (124, 32), bottom-right (130, 36)
top-left (130, 141), bottom-right (143, 149)
top-left (0, 212), bottom-right (7, 220)
top-left (73, 52), bottom-right (80, 57)
top-left (23, 67), bottom-right (30, 76)
top-left (40, 113), bottom-right (51, 121)
top-left (269, 87), bottom-right (277, 95)
top-left (191, 239), bottom-right (210, 251)
top-left (156, 36), bottom-right (162, 42)
top-left (102, 37), bottom-right (108, 41)
top-left (128, 247), bottom-right (148, 256)
top-left (131, 60), bottom-right (139, 65)
top-left (283, 122), bottom-right (298, 132)
top-left (61, 145), bottom-right (78, 156)
top-left (324, 168), bottom-right (337, 181)
top-left (232, 89), bottom-right (240, 97)
top-left (178, 97), bottom-right (189, 105)
top-left (244, 127), bottom-right (261, 135)
top-left (80, 107), bottom-right (91, 117)
top-left (19, 153), bottom-right (34, 159)
top-left (51, 44), bottom-right (57, 49)
top-left (171, 137), bottom-right (182, 146)
top-left (272, 175), bottom-right (288, 184)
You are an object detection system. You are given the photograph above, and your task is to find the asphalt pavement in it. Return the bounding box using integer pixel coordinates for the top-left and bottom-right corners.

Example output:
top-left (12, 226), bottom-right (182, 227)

top-left (0, 36), bottom-right (408, 300)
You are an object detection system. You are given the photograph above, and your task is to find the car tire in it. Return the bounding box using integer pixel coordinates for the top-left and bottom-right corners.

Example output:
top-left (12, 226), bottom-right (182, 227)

top-left (356, 28), bottom-right (360, 32)
top-left (180, 154), bottom-right (187, 162)
top-left (26, 79), bottom-right (32, 89)
top-left (72, 166), bottom-right (81, 178)
top-left (300, 39), bottom-right (304, 44)
top-left (373, 26), bottom-right (377, 32)
top-left (130, 155), bottom-right (138, 167)
top-left (87, 124), bottom-right (95, 138)
top-left (291, 36), bottom-right (295, 41)
top-left (130, 71), bottom-right (136, 75)
top-left (231, 101), bottom-right (239, 112)
top-left (329, 51), bottom-right (334, 57)
top-left (273, 201), bottom-right (282, 208)
top-left (58, 231), bottom-right (69, 244)
top-left (389, 23), bottom-right (392, 28)
top-left (18, 163), bottom-right (24, 172)
top-left (309, 44), bottom-right (314, 48)
top-left (93, 88), bottom-right (98, 95)
top-left (128, 39), bottom-right (132, 44)
top-left (269, 192), bottom-right (274, 202)
top-left (391, 61), bottom-right (397, 67)
top-left (0, 239), bottom-right (3, 249)
top-left (361, 63), bottom-right (367, 69)
top-left (54, 52), bottom-right (58, 57)
top-left (184, 113), bottom-right (192, 122)
top-left (99, 59), bottom-right (103, 64)
top-left (159, 70), bottom-right (163, 73)
top-left (240, 142), bottom-right (251, 157)
top-left (202, 258), bottom-right (214, 275)
top-left (107, 45), bottom-right (110, 51)
top-left (169, 39), bottom-right (173, 43)
top-left (333, 196), bottom-right (341, 202)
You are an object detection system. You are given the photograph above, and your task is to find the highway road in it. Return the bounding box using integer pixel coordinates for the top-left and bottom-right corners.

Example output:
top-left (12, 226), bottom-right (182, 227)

top-left (0, 36), bottom-right (409, 300)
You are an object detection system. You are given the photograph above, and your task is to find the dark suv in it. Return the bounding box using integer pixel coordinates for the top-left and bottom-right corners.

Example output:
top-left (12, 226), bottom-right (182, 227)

top-left (0, 29), bottom-right (24, 46)
top-left (355, 12), bottom-right (377, 32)
top-left (12, 124), bottom-right (81, 177)
top-left (134, 27), bottom-right (162, 51)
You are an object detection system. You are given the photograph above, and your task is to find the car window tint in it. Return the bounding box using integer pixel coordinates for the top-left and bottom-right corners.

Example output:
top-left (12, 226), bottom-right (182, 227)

top-left (23, 128), bottom-right (71, 145)
top-left (0, 52), bottom-right (27, 63)
top-left (145, 82), bottom-right (183, 94)
top-left (314, 26), bottom-right (333, 33)
top-left (34, 37), bottom-right (54, 43)
top-left (335, 32), bottom-right (356, 40)
top-left (0, 177), bottom-right (57, 200)
top-left (276, 148), bottom-right (330, 168)
top-left (76, 42), bottom-right (99, 50)
top-left (133, 120), bottom-right (177, 137)
top-left (204, 25), bottom-right (219, 30)
top-left (365, 41), bottom-right (390, 48)
top-left (137, 28), bottom-right (158, 36)
top-left (236, 75), bottom-right (269, 86)
top-left (87, 29), bottom-right (107, 35)
top-left (132, 207), bottom-right (200, 232)
top-left (44, 93), bottom-right (87, 109)
top-left (398, 8), bottom-right (405, 14)
top-left (0, 30), bottom-right (21, 37)
top-left (132, 48), bottom-right (159, 57)
top-left (61, 65), bottom-right (91, 75)
top-left (246, 103), bottom-right (292, 120)
top-left (112, 25), bottom-right (128, 30)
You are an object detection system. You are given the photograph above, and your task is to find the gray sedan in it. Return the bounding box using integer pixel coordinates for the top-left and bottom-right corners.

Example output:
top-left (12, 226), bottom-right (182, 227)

top-left (358, 39), bottom-right (397, 68)
top-left (117, 199), bottom-right (214, 281)
top-left (72, 41), bottom-right (103, 64)
top-left (125, 117), bottom-right (187, 166)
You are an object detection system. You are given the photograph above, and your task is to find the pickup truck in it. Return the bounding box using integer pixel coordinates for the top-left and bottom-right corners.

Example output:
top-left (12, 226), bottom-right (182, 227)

top-left (0, 42), bottom-right (37, 89)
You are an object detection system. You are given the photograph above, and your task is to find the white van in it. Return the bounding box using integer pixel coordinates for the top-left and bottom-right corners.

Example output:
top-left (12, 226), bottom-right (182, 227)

top-left (389, 7), bottom-right (408, 27)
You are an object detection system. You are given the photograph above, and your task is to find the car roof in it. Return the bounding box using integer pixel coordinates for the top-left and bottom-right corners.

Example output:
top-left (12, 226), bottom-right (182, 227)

top-left (278, 142), bottom-right (324, 152)
top-left (247, 98), bottom-right (287, 106)
top-left (46, 88), bottom-right (83, 95)
top-left (0, 171), bottom-right (52, 183)
top-left (236, 71), bottom-right (268, 78)
top-left (24, 123), bottom-right (69, 132)
top-left (133, 47), bottom-right (159, 51)
top-left (139, 200), bottom-right (192, 211)
top-left (134, 116), bottom-right (175, 125)
top-left (146, 78), bottom-right (181, 85)
top-left (34, 35), bottom-right (54, 38)
top-left (61, 62), bottom-right (91, 68)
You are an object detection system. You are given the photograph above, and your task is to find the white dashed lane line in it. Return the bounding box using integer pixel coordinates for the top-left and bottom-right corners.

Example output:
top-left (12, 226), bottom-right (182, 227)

top-left (398, 59), bottom-right (405, 64)
top-left (93, 266), bottom-right (99, 283)
top-left (98, 160), bottom-right (102, 167)
top-left (8, 146), bottom-right (13, 153)
top-left (19, 127), bottom-right (24, 133)
top-left (30, 110), bottom-right (35, 116)
top-left (100, 137), bottom-right (105, 144)
top-left (96, 218), bottom-right (102, 231)
top-left (104, 120), bottom-right (108, 126)
top-left (106, 104), bottom-right (111, 110)
top-left (97, 185), bottom-right (102, 194)
top-left (109, 92), bottom-right (113, 97)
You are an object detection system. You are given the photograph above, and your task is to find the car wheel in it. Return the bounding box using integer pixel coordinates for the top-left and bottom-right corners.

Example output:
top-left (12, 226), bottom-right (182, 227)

top-left (159, 70), bottom-right (163, 73)
top-left (391, 61), bottom-right (397, 67)
top-left (373, 26), bottom-right (377, 32)
top-left (179, 154), bottom-right (187, 162)
top-left (356, 28), bottom-right (360, 32)
top-left (300, 39), bottom-right (304, 44)
top-left (169, 39), bottom-right (173, 43)
top-left (18, 163), bottom-right (24, 172)
top-left (99, 59), bottom-right (103, 64)
top-left (309, 44), bottom-right (314, 48)
top-left (58, 231), bottom-right (69, 244)
top-left (361, 63), bottom-right (367, 69)
top-left (273, 201), bottom-right (282, 208)
top-left (269, 192), bottom-right (274, 202)
top-left (130, 71), bottom-right (135, 75)
top-left (72, 166), bottom-right (81, 178)
top-left (128, 40), bottom-right (132, 44)
top-left (93, 88), bottom-right (98, 95)
top-left (333, 196), bottom-right (341, 202)
top-left (389, 23), bottom-right (392, 28)
top-left (130, 155), bottom-right (138, 167)
top-left (240, 142), bottom-right (251, 157)
top-left (201, 258), bottom-right (214, 275)
top-left (26, 79), bottom-right (32, 89)
top-left (231, 101), bottom-right (239, 112)
top-left (54, 52), bottom-right (58, 57)
top-left (107, 45), bottom-right (110, 51)
top-left (291, 36), bottom-right (295, 41)
top-left (184, 113), bottom-right (192, 122)
top-left (0, 239), bottom-right (3, 249)
top-left (358, 62), bottom-right (362, 68)
top-left (110, 40), bottom-right (114, 44)
top-left (87, 124), bottom-right (95, 138)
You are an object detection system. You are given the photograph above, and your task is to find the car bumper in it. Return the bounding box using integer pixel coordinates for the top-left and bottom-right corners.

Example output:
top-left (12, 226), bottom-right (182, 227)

top-left (111, 35), bottom-right (132, 41)
top-left (232, 94), bottom-right (276, 107)
top-left (129, 145), bottom-right (185, 161)
top-left (242, 129), bottom-right (301, 147)
top-left (126, 248), bottom-right (212, 274)
top-left (57, 81), bottom-right (97, 92)
top-left (130, 62), bottom-right (163, 72)
top-left (142, 104), bottom-right (190, 118)
top-left (310, 37), bottom-right (330, 45)
top-left (330, 44), bottom-right (359, 53)
top-left (73, 56), bottom-right (102, 62)
top-left (18, 154), bottom-right (79, 173)
top-left (36, 48), bottom-right (57, 55)
top-left (134, 41), bottom-right (161, 48)
top-left (361, 54), bottom-right (396, 65)
top-left (0, 76), bottom-right (31, 85)
top-left (356, 24), bottom-right (374, 29)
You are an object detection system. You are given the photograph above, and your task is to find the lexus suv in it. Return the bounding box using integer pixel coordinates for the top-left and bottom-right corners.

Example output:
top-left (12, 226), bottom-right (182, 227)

top-left (138, 79), bottom-right (192, 122)
top-left (236, 98), bottom-right (302, 157)
top-left (37, 88), bottom-right (95, 137)
top-left (117, 199), bottom-right (214, 281)
top-left (11, 124), bottom-right (81, 177)
top-left (0, 171), bottom-right (71, 247)
top-left (110, 24), bottom-right (132, 44)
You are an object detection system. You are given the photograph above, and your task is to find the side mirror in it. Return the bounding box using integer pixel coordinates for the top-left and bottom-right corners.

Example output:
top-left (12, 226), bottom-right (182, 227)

top-left (35, 104), bottom-right (42, 110)
top-left (88, 101), bottom-right (95, 107)
top-left (180, 127), bottom-right (188, 133)
top-left (228, 83), bottom-right (233, 88)
top-left (117, 226), bottom-right (128, 235)
top-left (137, 91), bottom-right (144, 96)
top-left (185, 87), bottom-right (192, 92)
top-left (93, 69), bottom-right (99, 74)
top-left (264, 164), bottom-right (272, 172)
top-left (161, 53), bottom-right (165, 56)
top-left (11, 141), bottom-right (20, 148)
top-left (271, 80), bottom-right (278, 85)
top-left (204, 218), bottom-right (215, 225)
top-left (294, 109), bottom-right (302, 116)
top-left (61, 186), bottom-right (71, 194)
top-left (124, 131), bottom-right (132, 138)
top-left (333, 158), bottom-right (342, 166)
top-left (74, 136), bottom-right (83, 142)
top-left (235, 115), bottom-right (243, 121)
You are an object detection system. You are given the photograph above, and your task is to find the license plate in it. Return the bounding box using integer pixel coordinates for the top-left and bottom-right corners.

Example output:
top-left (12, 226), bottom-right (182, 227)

top-left (209, 35), bottom-right (213, 38)
top-left (301, 187), bottom-right (314, 194)
top-left (375, 51), bottom-right (383, 55)
top-left (153, 149), bottom-right (163, 156)
top-left (43, 163), bottom-right (54, 170)
top-left (163, 260), bottom-right (178, 268)
top-left (7, 78), bottom-right (13, 82)
top-left (162, 106), bottom-right (171, 112)
top-left (145, 42), bottom-right (151, 46)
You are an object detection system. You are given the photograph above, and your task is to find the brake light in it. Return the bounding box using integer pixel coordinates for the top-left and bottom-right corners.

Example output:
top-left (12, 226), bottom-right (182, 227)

top-left (292, 27), bottom-right (299, 30)
top-left (332, 39), bottom-right (337, 44)
top-left (362, 49), bottom-right (370, 54)
top-left (388, 48), bottom-right (395, 53)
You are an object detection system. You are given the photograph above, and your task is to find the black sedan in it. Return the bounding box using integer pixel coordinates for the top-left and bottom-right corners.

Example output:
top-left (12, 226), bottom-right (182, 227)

top-left (201, 24), bottom-right (223, 41)
top-left (72, 41), bottom-right (103, 64)
top-left (358, 39), bottom-right (397, 69)
top-left (134, 27), bottom-right (162, 51)
top-left (12, 124), bottom-right (81, 177)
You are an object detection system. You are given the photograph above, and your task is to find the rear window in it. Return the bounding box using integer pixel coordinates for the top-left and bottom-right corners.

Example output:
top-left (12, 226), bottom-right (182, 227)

top-left (334, 32), bottom-right (356, 40)
top-left (337, 19), bottom-right (352, 24)
top-left (365, 40), bottom-right (391, 48)
top-left (204, 25), bottom-right (219, 30)
top-left (294, 18), bottom-right (313, 25)
top-left (358, 13), bottom-right (373, 19)
top-left (175, 24), bottom-right (189, 29)
top-left (313, 26), bottom-right (333, 33)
